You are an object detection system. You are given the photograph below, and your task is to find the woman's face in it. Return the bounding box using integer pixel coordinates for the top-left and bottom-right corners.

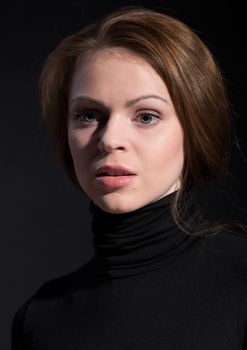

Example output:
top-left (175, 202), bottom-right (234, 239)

top-left (68, 48), bottom-right (184, 213)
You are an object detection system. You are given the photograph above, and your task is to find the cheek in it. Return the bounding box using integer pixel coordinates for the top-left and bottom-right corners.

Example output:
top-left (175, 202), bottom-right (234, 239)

top-left (68, 129), bottom-right (91, 158)
top-left (67, 134), bottom-right (89, 179)
top-left (167, 135), bottom-right (184, 163)
top-left (149, 130), bottom-right (183, 163)
top-left (67, 132), bottom-right (90, 185)
top-left (143, 130), bottom-right (184, 180)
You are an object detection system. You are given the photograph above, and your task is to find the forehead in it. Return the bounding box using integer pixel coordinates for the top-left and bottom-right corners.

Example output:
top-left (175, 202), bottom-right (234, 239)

top-left (80, 47), bottom-right (147, 66)
top-left (69, 47), bottom-right (171, 104)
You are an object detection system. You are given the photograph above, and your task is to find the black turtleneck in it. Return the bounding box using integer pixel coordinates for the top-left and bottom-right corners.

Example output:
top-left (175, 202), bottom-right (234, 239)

top-left (12, 191), bottom-right (247, 349)
top-left (90, 191), bottom-right (199, 278)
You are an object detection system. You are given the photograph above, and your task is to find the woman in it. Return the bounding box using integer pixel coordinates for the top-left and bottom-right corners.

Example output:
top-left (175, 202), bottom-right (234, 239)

top-left (12, 6), bottom-right (247, 349)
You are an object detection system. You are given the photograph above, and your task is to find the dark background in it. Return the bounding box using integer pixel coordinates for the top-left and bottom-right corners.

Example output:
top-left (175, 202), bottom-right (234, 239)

top-left (1, 1), bottom-right (247, 349)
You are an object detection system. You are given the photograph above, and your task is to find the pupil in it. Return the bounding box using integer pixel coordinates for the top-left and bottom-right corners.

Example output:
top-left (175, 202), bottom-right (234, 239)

top-left (86, 113), bottom-right (95, 121)
top-left (142, 114), bottom-right (151, 123)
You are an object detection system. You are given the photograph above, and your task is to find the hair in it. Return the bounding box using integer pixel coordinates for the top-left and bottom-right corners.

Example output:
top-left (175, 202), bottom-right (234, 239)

top-left (39, 6), bottom-right (238, 236)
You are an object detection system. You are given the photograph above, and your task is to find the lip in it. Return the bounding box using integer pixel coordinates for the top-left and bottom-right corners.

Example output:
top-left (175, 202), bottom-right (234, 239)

top-left (95, 164), bottom-right (136, 188)
top-left (95, 165), bottom-right (136, 176)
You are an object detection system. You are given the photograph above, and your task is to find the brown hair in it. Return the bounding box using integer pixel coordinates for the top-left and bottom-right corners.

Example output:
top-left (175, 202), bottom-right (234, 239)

top-left (39, 6), bottom-right (235, 235)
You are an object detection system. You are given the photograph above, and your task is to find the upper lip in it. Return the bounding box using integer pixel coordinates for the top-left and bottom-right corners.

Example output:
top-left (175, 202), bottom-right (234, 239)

top-left (95, 165), bottom-right (136, 176)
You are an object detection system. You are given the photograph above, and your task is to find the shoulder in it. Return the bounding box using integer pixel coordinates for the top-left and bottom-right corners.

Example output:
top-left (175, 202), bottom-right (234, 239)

top-left (35, 257), bottom-right (100, 299)
top-left (199, 229), bottom-right (247, 341)
top-left (202, 228), bottom-right (247, 259)
top-left (11, 257), bottom-right (98, 343)
top-left (197, 228), bottom-right (247, 283)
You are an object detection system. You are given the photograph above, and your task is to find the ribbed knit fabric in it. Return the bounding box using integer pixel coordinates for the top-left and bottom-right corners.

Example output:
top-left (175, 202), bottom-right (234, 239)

top-left (11, 191), bottom-right (247, 349)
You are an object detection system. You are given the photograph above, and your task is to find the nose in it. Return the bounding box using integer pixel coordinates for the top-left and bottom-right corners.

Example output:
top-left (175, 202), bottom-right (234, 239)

top-left (97, 115), bottom-right (127, 153)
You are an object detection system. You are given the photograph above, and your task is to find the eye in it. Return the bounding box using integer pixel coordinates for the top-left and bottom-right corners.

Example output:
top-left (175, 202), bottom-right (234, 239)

top-left (72, 109), bottom-right (102, 124)
top-left (136, 112), bottom-right (160, 126)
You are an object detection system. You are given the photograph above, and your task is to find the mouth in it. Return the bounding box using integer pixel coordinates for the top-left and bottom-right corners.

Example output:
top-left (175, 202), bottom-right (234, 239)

top-left (95, 165), bottom-right (136, 177)
top-left (96, 172), bottom-right (133, 176)
top-left (95, 165), bottom-right (136, 188)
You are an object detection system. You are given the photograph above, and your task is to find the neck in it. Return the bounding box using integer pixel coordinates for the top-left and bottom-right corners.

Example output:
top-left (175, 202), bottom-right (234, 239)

top-left (89, 191), bottom-right (198, 279)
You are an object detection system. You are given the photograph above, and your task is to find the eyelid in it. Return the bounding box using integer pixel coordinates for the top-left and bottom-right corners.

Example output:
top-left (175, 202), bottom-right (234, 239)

top-left (137, 110), bottom-right (160, 116)
top-left (71, 103), bottom-right (109, 117)
top-left (72, 108), bottom-right (104, 121)
top-left (135, 105), bottom-right (162, 114)
top-left (135, 110), bottom-right (161, 119)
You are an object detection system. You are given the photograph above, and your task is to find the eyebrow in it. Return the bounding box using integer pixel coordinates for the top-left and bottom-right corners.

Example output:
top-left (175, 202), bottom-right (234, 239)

top-left (69, 94), bottom-right (168, 109)
top-left (125, 94), bottom-right (168, 107)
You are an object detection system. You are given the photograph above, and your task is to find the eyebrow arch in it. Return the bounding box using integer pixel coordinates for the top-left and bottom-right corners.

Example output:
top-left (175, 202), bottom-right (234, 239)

top-left (126, 94), bottom-right (168, 107)
top-left (69, 94), bottom-right (168, 110)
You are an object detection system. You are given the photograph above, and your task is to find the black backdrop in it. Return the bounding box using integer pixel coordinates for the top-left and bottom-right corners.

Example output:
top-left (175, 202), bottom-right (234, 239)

top-left (1, 1), bottom-right (247, 349)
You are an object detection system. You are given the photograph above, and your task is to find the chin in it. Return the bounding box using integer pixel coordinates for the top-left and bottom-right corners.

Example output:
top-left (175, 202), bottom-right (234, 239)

top-left (94, 194), bottom-right (141, 214)
top-left (97, 201), bottom-right (135, 214)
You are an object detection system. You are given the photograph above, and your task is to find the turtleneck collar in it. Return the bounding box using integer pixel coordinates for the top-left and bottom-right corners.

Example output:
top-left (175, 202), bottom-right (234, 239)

top-left (89, 190), bottom-right (199, 279)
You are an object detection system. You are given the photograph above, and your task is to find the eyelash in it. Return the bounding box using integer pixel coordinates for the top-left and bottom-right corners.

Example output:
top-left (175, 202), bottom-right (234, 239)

top-left (72, 110), bottom-right (102, 124)
top-left (72, 110), bottom-right (161, 127)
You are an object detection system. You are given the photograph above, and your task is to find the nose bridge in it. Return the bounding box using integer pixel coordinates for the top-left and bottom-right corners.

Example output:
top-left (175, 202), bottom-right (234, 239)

top-left (98, 112), bottom-right (127, 151)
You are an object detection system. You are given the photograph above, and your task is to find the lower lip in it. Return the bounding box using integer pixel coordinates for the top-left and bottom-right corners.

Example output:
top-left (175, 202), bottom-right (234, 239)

top-left (96, 175), bottom-right (136, 188)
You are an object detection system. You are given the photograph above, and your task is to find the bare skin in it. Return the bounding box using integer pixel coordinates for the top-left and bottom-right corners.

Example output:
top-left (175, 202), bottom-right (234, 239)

top-left (68, 48), bottom-right (184, 213)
